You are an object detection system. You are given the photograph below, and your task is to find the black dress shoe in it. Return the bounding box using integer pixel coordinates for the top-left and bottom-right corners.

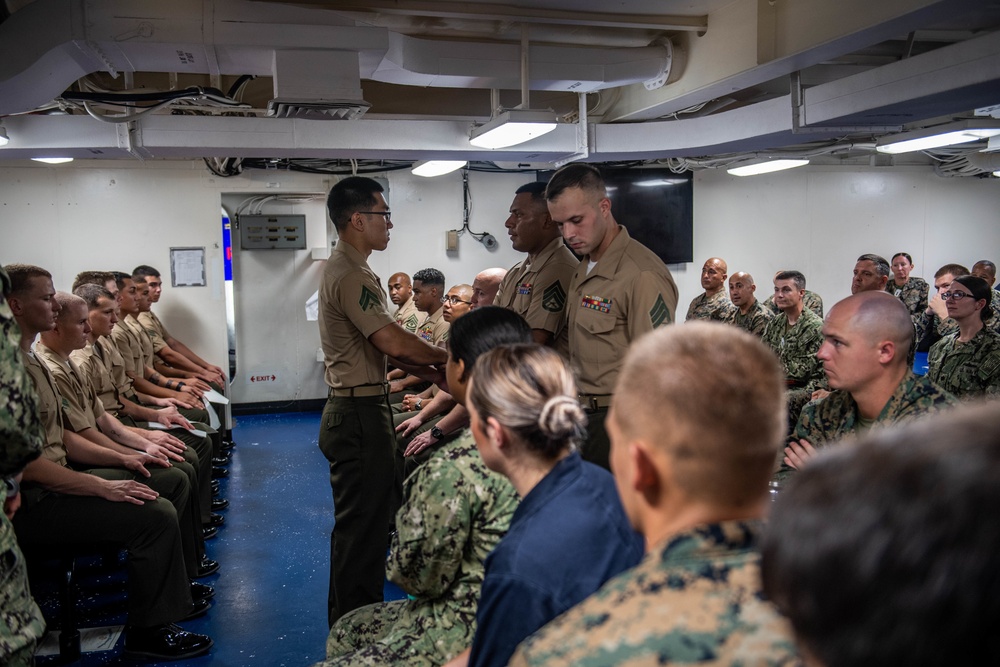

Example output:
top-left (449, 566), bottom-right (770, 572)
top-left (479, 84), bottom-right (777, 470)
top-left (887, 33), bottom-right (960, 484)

top-left (195, 557), bottom-right (219, 578)
top-left (181, 597), bottom-right (212, 621)
top-left (123, 623), bottom-right (213, 661)
top-left (190, 581), bottom-right (215, 602)
top-left (221, 439), bottom-right (235, 451)
top-left (202, 526), bottom-right (218, 540)
top-left (203, 512), bottom-right (225, 528)
top-left (211, 480), bottom-right (221, 495)
top-left (211, 497), bottom-right (229, 511)
top-left (212, 455), bottom-right (230, 466)
top-left (212, 466), bottom-right (229, 479)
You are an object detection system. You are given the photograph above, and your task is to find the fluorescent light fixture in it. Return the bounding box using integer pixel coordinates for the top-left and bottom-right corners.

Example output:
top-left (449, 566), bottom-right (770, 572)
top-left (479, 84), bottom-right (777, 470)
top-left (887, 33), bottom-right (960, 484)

top-left (727, 159), bottom-right (809, 177)
top-left (411, 160), bottom-right (467, 177)
top-left (876, 120), bottom-right (1000, 154)
top-left (0, 124), bottom-right (8, 147)
top-left (31, 157), bottom-right (74, 164)
top-left (470, 109), bottom-right (558, 149)
top-left (994, 170), bottom-right (1000, 178)
top-left (636, 178), bottom-right (688, 187)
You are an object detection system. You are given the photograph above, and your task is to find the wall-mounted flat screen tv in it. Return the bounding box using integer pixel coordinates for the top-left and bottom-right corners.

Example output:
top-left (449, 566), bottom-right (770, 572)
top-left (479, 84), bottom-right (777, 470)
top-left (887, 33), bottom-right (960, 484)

top-left (537, 167), bottom-right (693, 264)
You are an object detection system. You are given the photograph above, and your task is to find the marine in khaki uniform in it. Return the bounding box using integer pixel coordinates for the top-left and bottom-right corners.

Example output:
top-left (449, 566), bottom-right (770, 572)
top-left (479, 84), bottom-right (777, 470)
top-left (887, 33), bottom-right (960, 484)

top-left (0, 265), bottom-right (45, 667)
top-left (318, 177), bottom-right (447, 625)
top-left (34, 294), bottom-right (208, 579)
top-left (133, 264), bottom-right (226, 389)
top-left (388, 272), bottom-right (423, 334)
top-left (725, 271), bottom-right (773, 336)
top-left (494, 181), bottom-right (578, 350)
top-left (470, 268), bottom-right (507, 309)
top-left (546, 164), bottom-right (678, 471)
top-left (73, 285), bottom-right (217, 533)
top-left (510, 324), bottom-right (798, 667)
top-left (416, 304), bottom-right (449, 345)
top-left (108, 274), bottom-right (211, 425)
top-left (928, 275), bottom-right (1000, 399)
top-left (388, 268), bottom-right (448, 401)
top-left (761, 271), bottom-right (825, 430)
top-left (4, 264), bottom-right (211, 660)
top-left (779, 291), bottom-right (957, 482)
top-left (684, 257), bottom-right (737, 322)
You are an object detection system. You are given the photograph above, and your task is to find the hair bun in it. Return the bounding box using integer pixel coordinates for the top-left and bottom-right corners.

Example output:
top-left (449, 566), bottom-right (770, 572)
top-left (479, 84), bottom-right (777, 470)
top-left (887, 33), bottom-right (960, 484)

top-left (538, 395), bottom-right (586, 440)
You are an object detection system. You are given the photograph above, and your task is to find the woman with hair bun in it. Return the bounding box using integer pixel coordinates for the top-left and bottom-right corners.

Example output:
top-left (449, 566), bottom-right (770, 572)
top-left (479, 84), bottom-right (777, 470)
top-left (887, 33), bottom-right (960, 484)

top-left (454, 344), bottom-right (643, 667)
top-left (928, 275), bottom-right (1000, 398)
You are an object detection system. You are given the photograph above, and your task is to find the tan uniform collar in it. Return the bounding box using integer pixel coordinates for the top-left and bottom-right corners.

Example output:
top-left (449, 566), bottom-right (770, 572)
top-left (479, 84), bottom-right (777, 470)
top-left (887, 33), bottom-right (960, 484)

top-left (585, 225), bottom-right (632, 279)
top-left (525, 236), bottom-right (568, 271)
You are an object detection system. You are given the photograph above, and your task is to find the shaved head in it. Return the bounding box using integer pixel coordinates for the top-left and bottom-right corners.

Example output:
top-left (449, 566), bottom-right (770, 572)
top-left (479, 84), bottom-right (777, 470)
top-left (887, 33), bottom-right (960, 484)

top-left (731, 271), bottom-right (753, 284)
top-left (54, 292), bottom-right (87, 322)
top-left (839, 291), bottom-right (914, 360)
top-left (471, 268), bottom-right (507, 308)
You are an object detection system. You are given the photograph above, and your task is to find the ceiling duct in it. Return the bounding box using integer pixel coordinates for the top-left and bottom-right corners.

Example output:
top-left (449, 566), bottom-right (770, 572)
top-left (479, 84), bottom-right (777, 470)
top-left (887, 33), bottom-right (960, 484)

top-left (268, 50), bottom-right (370, 120)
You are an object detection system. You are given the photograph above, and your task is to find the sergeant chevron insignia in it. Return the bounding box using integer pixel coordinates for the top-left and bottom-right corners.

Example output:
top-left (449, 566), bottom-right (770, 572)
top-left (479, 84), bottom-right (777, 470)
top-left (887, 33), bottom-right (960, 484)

top-left (542, 281), bottom-right (567, 313)
top-left (650, 294), bottom-right (671, 327)
top-left (359, 285), bottom-right (380, 311)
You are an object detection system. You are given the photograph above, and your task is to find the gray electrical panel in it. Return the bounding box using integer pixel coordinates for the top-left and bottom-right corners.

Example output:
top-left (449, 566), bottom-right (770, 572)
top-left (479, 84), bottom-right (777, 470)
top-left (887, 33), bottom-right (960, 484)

top-left (240, 215), bottom-right (307, 250)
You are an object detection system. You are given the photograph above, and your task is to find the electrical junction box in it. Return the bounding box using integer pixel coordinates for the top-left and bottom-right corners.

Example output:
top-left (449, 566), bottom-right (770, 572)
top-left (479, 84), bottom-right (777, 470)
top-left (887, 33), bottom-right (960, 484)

top-left (240, 215), bottom-right (307, 250)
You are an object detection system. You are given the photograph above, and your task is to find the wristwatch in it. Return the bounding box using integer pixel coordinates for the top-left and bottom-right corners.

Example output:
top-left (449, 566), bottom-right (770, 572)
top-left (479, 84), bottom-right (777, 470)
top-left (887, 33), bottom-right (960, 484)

top-left (3, 476), bottom-right (19, 497)
top-left (430, 426), bottom-right (444, 441)
top-left (415, 398), bottom-right (423, 410)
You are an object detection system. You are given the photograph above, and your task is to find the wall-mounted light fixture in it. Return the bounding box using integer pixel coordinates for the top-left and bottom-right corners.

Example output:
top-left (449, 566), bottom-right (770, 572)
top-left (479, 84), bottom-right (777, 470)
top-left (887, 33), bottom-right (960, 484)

top-left (411, 160), bottom-right (467, 177)
top-left (470, 109), bottom-right (558, 149)
top-left (31, 157), bottom-right (74, 164)
top-left (875, 120), bottom-right (1000, 154)
top-left (727, 159), bottom-right (809, 177)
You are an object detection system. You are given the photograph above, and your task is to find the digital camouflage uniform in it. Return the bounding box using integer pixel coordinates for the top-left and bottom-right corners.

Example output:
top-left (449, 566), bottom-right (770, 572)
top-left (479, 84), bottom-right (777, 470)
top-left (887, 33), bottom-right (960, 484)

top-left (726, 298), bottom-right (774, 337)
top-left (509, 520), bottom-right (799, 667)
top-left (685, 290), bottom-right (737, 322)
top-left (764, 290), bottom-right (823, 318)
top-left (318, 430), bottom-right (518, 667)
top-left (915, 294), bottom-right (1000, 342)
top-left (392, 296), bottom-right (423, 334)
top-left (885, 276), bottom-right (929, 321)
top-left (761, 308), bottom-right (825, 428)
top-left (0, 267), bottom-right (46, 667)
top-left (775, 371), bottom-right (957, 482)
top-left (928, 327), bottom-right (1000, 399)
top-left (495, 236), bottom-right (579, 355)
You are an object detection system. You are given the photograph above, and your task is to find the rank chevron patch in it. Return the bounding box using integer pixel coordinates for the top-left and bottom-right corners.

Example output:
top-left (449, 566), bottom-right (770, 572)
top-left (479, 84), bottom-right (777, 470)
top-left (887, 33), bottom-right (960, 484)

top-left (359, 285), bottom-right (380, 311)
top-left (649, 294), bottom-right (672, 327)
top-left (542, 281), bottom-right (567, 313)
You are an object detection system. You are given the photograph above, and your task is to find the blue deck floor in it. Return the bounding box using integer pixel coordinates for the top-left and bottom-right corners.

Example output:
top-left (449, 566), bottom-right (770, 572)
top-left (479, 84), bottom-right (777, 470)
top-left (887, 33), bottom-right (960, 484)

top-left (33, 411), bottom-right (404, 667)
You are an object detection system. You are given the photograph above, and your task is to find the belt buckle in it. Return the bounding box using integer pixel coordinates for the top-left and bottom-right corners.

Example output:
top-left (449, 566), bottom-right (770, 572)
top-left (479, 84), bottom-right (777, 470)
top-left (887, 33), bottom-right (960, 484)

top-left (580, 395), bottom-right (599, 412)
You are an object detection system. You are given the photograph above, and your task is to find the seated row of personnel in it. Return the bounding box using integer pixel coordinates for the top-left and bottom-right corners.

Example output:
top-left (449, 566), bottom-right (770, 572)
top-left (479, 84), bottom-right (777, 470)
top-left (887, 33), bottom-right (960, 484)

top-left (313, 165), bottom-right (998, 662)
top-left (685, 254), bottom-right (1000, 428)
top-left (0, 263), bottom-right (232, 662)
top-left (323, 294), bottom-right (998, 667)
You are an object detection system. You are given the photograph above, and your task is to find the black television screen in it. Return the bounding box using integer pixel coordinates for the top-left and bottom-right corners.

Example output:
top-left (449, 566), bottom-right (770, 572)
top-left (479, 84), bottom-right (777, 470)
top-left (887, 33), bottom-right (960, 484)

top-left (537, 167), bottom-right (693, 264)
